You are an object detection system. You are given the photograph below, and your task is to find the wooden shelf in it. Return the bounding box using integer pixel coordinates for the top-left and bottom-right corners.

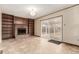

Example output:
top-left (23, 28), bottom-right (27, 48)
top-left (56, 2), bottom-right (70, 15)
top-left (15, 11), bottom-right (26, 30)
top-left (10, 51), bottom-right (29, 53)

top-left (2, 32), bottom-right (12, 34)
top-left (28, 19), bottom-right (34, 35)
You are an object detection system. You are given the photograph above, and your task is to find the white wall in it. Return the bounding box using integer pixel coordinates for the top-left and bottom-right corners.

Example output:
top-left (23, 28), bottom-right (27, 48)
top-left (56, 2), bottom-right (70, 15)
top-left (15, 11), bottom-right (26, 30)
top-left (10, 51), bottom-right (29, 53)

top-left (34, 20), bottom-right (41, 36)
top-left (35, 5), bottom-right (79, 45)
top-left (0, 8), bottom-right (2, 43)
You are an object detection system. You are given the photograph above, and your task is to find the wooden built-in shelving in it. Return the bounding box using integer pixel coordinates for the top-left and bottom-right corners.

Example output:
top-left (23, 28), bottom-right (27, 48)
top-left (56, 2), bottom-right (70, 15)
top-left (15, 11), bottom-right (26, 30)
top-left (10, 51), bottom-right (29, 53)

top-left (2, 13), bottom-right (34, 40)
top-left (28, 19), bottom-right (34, 35)
top-left (2, 13), bottom-right (14, 39)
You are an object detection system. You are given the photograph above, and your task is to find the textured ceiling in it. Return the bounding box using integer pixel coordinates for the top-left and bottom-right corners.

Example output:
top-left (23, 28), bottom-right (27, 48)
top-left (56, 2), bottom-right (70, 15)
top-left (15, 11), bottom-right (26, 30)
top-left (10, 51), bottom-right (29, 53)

top-left (0, 4), bottom-right (74, 19)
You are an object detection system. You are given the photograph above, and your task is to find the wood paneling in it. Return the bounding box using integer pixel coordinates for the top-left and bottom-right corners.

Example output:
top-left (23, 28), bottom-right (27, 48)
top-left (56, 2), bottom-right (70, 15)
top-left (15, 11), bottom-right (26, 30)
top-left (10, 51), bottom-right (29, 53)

top-left (14, 16), bottom-right (28, 25)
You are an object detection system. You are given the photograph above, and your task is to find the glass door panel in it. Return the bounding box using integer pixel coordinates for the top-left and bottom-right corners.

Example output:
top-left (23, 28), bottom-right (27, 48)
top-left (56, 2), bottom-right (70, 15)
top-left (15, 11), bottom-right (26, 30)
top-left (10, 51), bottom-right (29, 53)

top-left (41, 20), bottom-right (50, 39)
top-left (49, 16), bottom-right (62, 41)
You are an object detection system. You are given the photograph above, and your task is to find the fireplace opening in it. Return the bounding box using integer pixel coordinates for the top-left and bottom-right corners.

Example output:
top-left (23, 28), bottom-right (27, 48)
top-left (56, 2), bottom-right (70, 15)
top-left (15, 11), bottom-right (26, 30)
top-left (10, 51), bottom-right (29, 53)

top-left (17, 28), bottom-right (26, 35)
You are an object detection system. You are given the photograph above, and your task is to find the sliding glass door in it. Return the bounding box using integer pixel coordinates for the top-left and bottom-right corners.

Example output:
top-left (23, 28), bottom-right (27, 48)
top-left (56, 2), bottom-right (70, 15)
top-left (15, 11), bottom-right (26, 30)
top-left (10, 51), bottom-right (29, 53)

top-left (41, 16), bottom-right (63, 41)
top-left (49, 16), bottom-right (62, 41)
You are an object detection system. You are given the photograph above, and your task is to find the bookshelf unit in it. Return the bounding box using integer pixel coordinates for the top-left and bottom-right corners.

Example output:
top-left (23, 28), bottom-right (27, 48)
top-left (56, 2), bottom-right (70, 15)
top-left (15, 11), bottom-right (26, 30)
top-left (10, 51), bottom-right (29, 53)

top-left (2, 13), bottom-right (14, 39)
top-left (28, 19), bottom-right (34, 35)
